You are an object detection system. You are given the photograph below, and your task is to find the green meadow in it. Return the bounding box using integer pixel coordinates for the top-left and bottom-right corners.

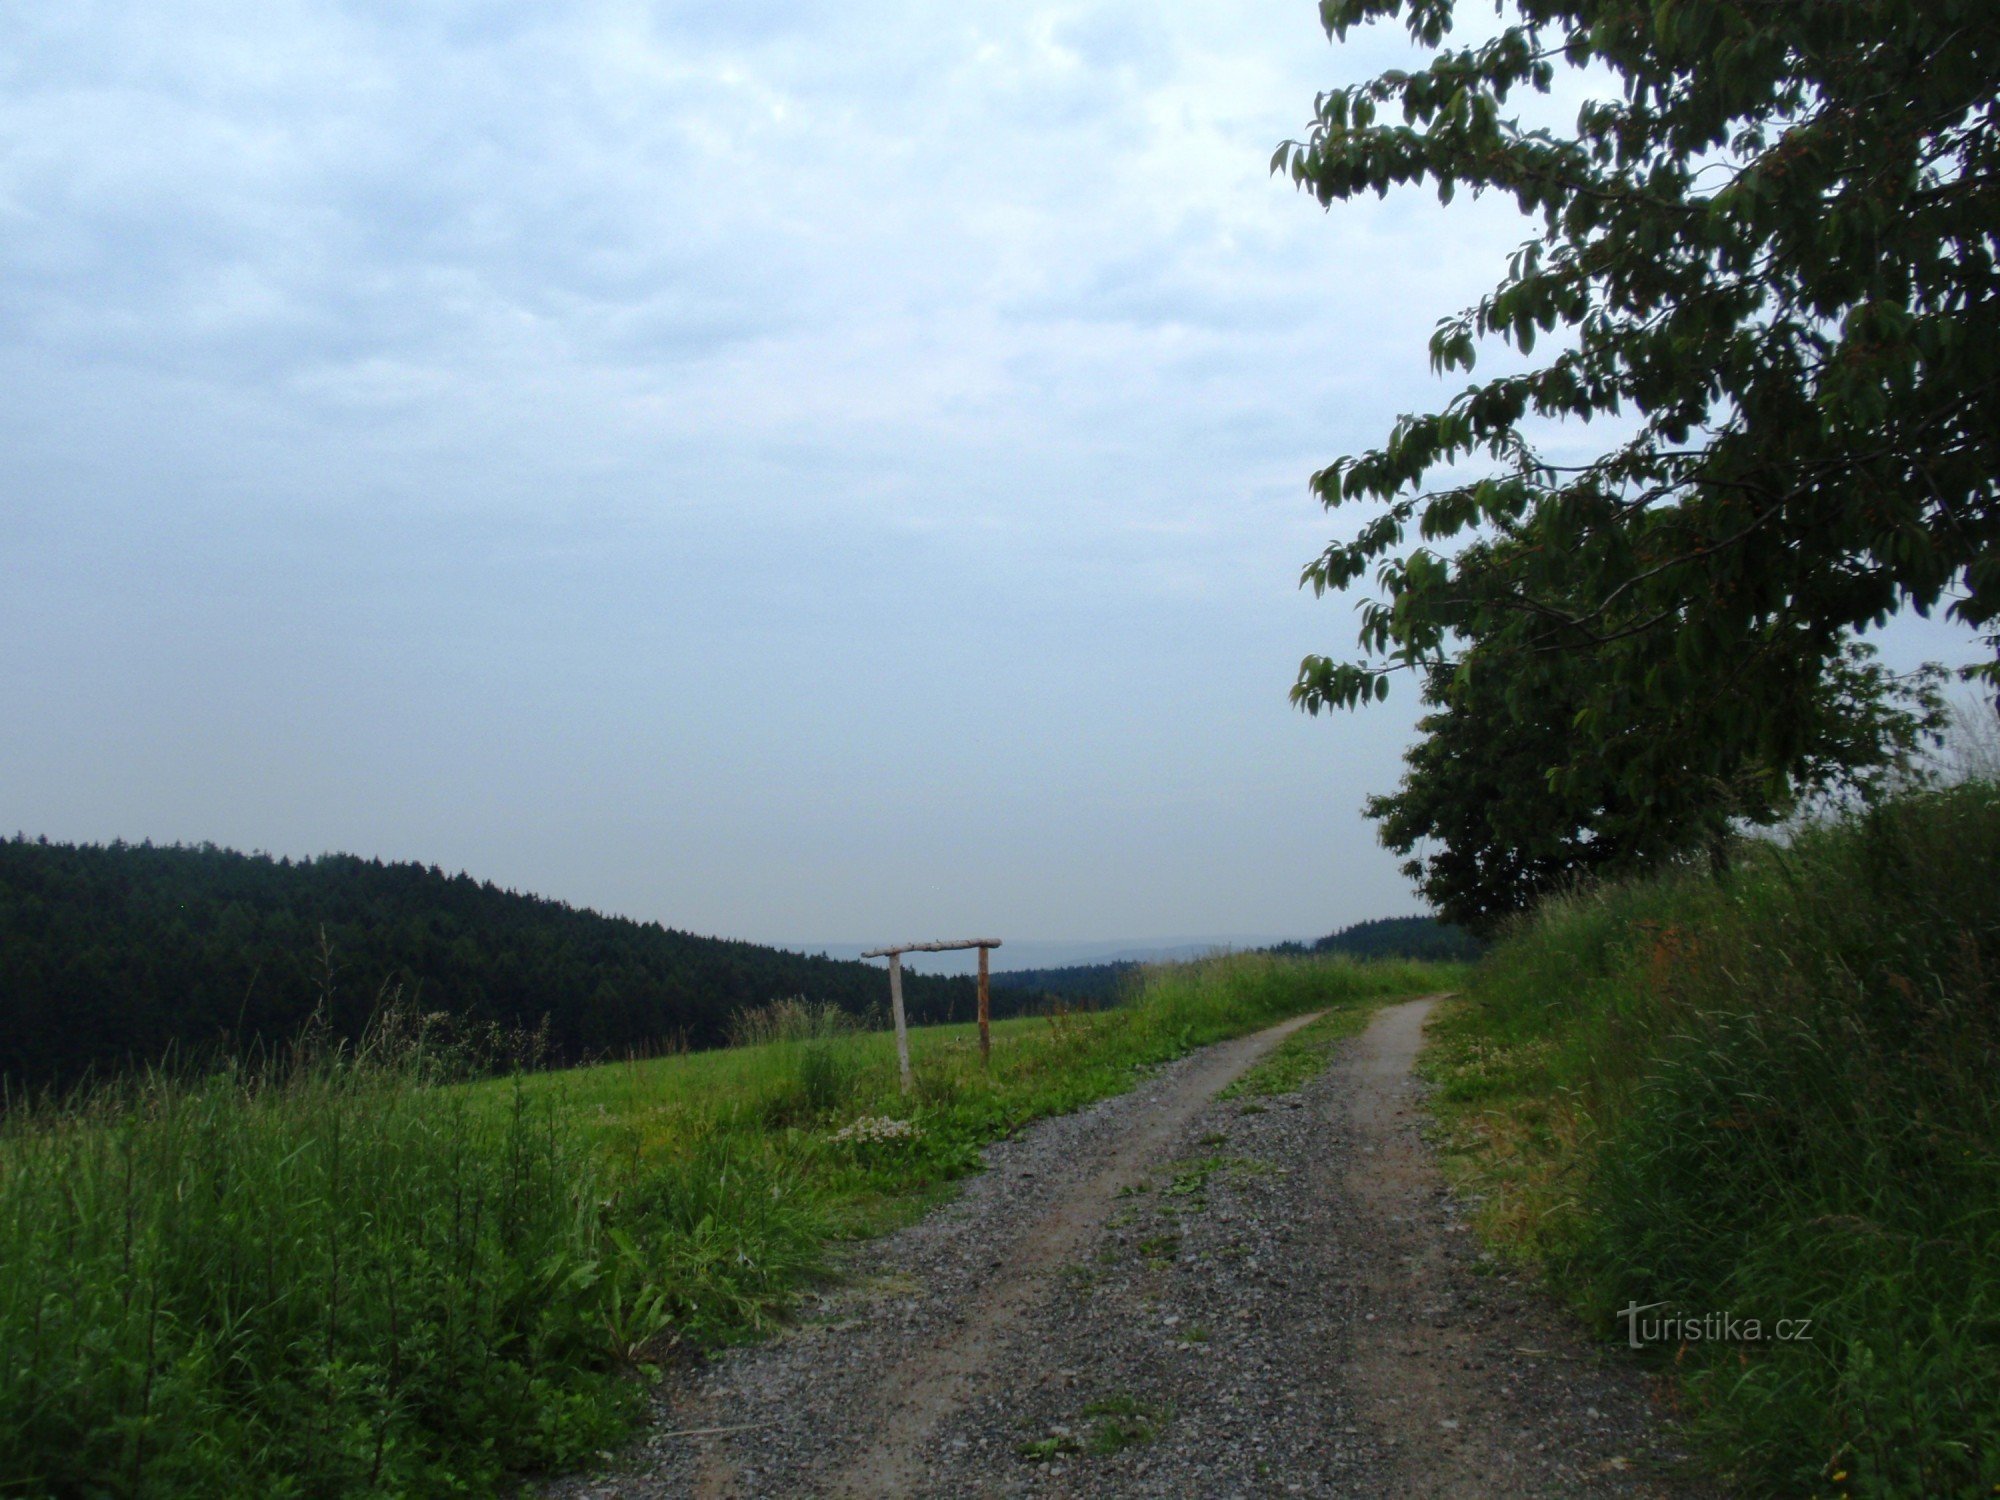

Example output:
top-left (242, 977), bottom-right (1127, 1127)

top-left (0, 951), bottom-right (1459, 1498)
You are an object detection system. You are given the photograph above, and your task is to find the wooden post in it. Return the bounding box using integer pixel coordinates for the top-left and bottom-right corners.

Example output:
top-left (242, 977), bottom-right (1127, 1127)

top-left (862, 939), bottom-right (999, 1096)
top-left (888, 951), bottom-right (912, 1095)
top-left (977, 944), bottom-right (991, 1066)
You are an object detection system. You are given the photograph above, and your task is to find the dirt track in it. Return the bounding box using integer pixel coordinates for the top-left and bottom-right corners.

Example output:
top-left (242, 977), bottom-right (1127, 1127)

top-left (551, 1000), bottom-right (1713, 1498)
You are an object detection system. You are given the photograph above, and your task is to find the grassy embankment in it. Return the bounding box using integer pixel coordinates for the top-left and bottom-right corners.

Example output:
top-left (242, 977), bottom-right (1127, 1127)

top-left (1421, 781), bottom-right (1999, 1497)
top-left (0, 950), bottom-right (1461, 1497)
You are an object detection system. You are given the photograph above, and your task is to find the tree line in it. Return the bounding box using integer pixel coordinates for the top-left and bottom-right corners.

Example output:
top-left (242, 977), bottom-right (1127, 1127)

top-left (1272, 915), bottom-right (1483, 963)
top-left (991, 919), bottom-right (1481, 1005)
top-left (0, 838), bottom-right (985, 1093)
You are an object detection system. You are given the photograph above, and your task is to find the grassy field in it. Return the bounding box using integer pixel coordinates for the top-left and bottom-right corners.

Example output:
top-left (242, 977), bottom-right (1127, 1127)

top-left (0, 950), bottom-right (1459, 1497)
top-left (1419, 781), bottom-right (2000, 1498)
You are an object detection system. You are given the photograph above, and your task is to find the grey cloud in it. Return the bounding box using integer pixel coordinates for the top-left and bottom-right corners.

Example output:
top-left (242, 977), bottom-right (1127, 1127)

top-left (17, 0), bottom-right (1932, 949)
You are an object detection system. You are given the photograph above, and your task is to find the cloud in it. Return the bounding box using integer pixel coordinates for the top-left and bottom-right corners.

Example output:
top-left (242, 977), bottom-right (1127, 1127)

top-left (6, 0), bottom-right (1789, 944)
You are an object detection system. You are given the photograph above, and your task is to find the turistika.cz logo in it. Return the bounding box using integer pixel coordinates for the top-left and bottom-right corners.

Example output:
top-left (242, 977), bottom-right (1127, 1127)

top-left (1618, 1302), bottom-right (1814, 1349)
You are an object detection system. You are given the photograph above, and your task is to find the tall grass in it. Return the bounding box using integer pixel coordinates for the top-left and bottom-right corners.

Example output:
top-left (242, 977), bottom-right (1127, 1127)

top-left (1133, 950), bottom-right (1452, 1048)
top-left (0, 950), bottom-right (1456, 1496)
top-left (728, 998), bottom-right (864, 1124)
top-left (1426, 781), bottom-right (2000, 1497)
top-left (0, 1019), bottom-right (654, 1496)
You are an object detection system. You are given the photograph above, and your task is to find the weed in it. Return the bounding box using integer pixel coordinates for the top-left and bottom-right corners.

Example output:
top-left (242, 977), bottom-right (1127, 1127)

top-left (1079, 1395), bottom-right (1167, 1453)
top-left (1060, 1262), bottom-right (1104, 1290)
top-left (1136, 1233), bottom-right (1181, 1264)
top-left (1016, 1433), bottom-right (1080, 1462)
top-left (1219, 1004), bottom-right (1396, 1100)
top-left (1159, 1154), bottom-right (1274, 1212)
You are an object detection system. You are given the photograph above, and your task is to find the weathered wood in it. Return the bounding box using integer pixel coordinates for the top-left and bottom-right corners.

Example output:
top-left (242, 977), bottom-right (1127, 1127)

top-left (888, 952), bottom-right (912, 1094)
top-left (861, 939), bottom-right (1002, 957)
top-left (977, 944), bottom-right (991, 1066)
top-left (866, 937), bottom-right (1003, 1092)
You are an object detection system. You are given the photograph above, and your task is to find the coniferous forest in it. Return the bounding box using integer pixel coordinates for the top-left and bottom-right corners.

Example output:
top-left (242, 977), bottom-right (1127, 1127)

top-left (0, 837), bottom-right (983, 1092)
top-left (1286, 916), bottom-right (1483, 963)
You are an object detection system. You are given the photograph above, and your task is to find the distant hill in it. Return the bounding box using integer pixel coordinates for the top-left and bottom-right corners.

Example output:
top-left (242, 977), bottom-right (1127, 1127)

top-left (987, 961), bottom-right (1142, 1006)
top-left (812, 936), bottom-right (1292, 976)
top-left (1278, 915), bottom-right (1484, 963)
top-left (0, 838), bottom-right (981, 1091)
top-left (993, 916), bottom-right (1482, 1005)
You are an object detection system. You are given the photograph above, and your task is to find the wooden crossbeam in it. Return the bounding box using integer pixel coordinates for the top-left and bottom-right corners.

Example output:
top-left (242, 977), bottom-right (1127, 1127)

top-left (862, 938), bottom-right (1003, 1089)
top-left (860, 939), bottom-right (1001, 957)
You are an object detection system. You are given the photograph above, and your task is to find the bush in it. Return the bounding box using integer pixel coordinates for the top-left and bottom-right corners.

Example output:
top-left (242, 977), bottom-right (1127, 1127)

top-left (730, 999), bottom-right (864, 1125)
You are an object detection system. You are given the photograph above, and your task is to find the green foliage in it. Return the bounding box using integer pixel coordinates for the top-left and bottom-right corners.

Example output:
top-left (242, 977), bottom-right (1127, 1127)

top-left (0, 952), bottom-right (1455, 1496)
top-left (1368, 638), bottom-right (1946, 932)
top-left (1077, 1395), bottom-right (1166, 1455)
top-left (730, 1000), bottom-right (864, 1126)
top-left (726, 997), bottom-right (861, 1049)
top-left (1426, 781), bottom-right (2000, 1496)
top-left (0, 839), bottom-right (980, 1092)
top-left (0, 1023), bottom-right (663, 1497)
top-left (1017, 1395), bottom-right (1168, 1461)
top-left (1281, 0), bottom-right (2000, 852)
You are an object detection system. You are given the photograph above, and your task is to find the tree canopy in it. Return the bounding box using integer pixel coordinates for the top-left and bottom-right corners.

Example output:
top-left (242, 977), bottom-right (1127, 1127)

top-left (1279, 0), bottom-right (1996, 903)
top-left (1371, 635), bottom-right (1945, 933)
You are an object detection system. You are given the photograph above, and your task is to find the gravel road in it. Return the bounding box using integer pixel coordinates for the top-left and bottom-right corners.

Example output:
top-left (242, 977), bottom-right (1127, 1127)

top-left (549, 1000), bottom-right (1715, 1498)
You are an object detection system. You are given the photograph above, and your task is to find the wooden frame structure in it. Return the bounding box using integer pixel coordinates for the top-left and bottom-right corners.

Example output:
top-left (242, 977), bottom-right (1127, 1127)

top-left (860, 938), bottom-right (1002, 1093)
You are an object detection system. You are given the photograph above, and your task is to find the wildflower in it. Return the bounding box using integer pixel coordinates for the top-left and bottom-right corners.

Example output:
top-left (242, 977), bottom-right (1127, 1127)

top-left (831, 1115), bottom-right (921, 1145)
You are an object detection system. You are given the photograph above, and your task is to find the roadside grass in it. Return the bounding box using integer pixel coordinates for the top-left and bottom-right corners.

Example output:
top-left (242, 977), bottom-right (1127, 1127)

top-left (0, 950), bottom-right (1453, 1497)
top-left (1420, 780), bottom-right (2000, 1498)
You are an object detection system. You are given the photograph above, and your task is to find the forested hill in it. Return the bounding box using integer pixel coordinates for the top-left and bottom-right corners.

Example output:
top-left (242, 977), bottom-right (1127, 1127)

top-left (990, 918), bottom-right (1482, 1005)
top-left (1277, 916), bottom-right (1483, 963)
top-left (988, 961), bottom-right (1140, 1006)
top-left (0, 838), bottom-right (978, 1091)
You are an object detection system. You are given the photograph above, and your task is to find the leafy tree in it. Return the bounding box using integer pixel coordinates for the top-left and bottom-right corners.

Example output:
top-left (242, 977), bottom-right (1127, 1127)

top-left (1279, 0), bottom-right (1999, 856)
top-left (1369, 627), bottom-right (1946, 933)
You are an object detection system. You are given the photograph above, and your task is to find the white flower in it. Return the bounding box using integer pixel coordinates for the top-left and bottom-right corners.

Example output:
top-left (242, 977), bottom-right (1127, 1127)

top-left (830, 1114), bottom-right (921, 1144)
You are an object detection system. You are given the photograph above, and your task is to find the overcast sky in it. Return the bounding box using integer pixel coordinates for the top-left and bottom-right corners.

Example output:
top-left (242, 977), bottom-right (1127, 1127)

top-left (0, 2), bottom-right (1979, 953)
